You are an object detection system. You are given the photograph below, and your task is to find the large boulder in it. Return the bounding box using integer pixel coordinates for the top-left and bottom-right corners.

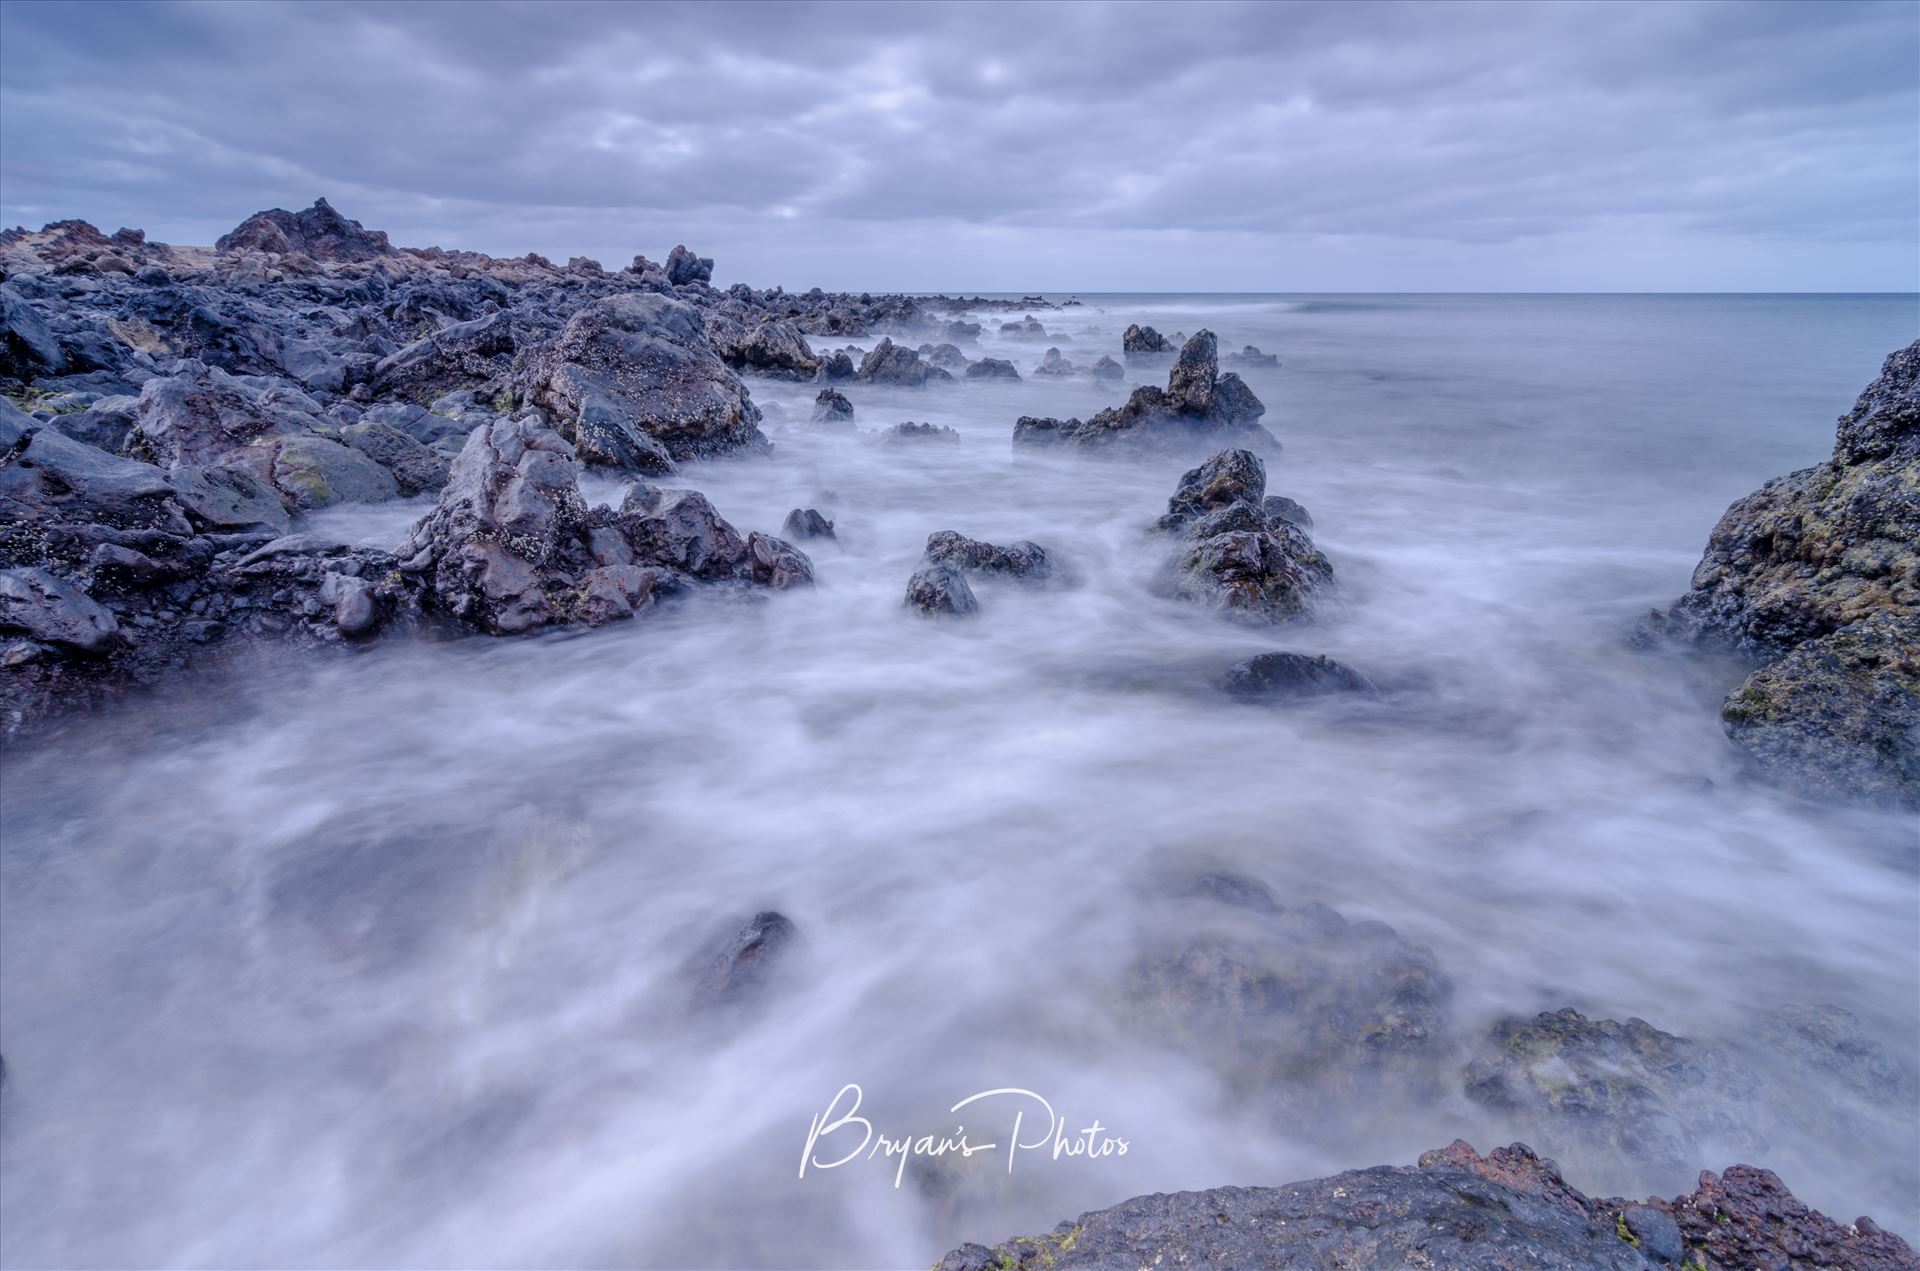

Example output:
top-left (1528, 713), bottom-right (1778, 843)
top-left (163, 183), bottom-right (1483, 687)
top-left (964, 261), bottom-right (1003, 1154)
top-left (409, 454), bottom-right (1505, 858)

top-left (371, 310), bottom-right (515, 403)
top-left (128, 363), bottom-right (326, 467)
top-left (1012, 331), bottom-right (1276, 457)
top-left (1644, 340), bottom-right (1919, 806)
top-left (1154, 449), bottom-right (1333, 623)
top-left (0, 566), bottom-right (120, 653)
top-left (1122, 322), bottom-right (1171, 358)
top-left (664, 244), bottom-right (713, 286)
top-left (532, 293), bottom-right (768, 473)
top-left (704, 314), bottom-right (820, 380)
top-left (236, 434), bottom-right (400, 511)
top-left (215, 197), bottom-right (395, 261)
top-left (857, 337), bottom-right (952, 387)
top-left (0, 283), bottom-right (65, 379)
top-left (340, 420), bottom-right (452, 496)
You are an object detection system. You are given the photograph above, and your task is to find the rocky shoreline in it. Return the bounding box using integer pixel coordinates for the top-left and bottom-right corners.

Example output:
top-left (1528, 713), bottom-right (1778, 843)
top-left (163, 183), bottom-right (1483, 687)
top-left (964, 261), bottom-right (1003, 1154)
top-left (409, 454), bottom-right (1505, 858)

top-left (2, 202), bottom-right (1916, 1265)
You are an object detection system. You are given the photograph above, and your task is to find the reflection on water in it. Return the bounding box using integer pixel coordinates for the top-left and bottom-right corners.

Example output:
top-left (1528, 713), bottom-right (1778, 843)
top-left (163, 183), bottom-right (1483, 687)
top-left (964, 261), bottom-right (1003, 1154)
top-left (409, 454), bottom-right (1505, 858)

top-left (2, 294), bottom-right (1916, 1268)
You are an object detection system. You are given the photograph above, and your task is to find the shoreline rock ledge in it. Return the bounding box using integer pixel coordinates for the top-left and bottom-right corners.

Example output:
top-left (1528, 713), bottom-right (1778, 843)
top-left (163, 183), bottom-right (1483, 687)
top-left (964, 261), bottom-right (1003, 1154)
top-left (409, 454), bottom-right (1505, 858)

top-left (1640, 338), bottom-right (1918, 807)
top-left (935, 1140), bottom-right (1919, 1271)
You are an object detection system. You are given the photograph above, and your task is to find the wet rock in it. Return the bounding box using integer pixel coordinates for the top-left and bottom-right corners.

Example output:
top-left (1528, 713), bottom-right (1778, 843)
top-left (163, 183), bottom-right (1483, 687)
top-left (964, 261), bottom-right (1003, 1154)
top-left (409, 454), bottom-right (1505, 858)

top-left (963, 357), bottom-right (1019, 380)
top-left (664, 244), bottom-right (713, 286)
top-left (999, 315), bottom-right (1050, 342)
top-left (814, 350), bottom-right (856, 381)
top-left (320, 571), bottom-right (380, 636)
top-left (880, 421), bottom-right (959, 445)
top-left (533, 293), bottom-right (766, 471)
top-left (1032, 347), bottom-right (1078, 377)
top-left (0, 567), bottom-right (119, 653)
top-left (745, 530), bottom-right (815, 589)
top-left (1155, 449), bottom-right (1333, 623)
top-left (1225, 344), bottom-right (1280, 368)
top-left (245, 433), bottom-right (400, 511)
top-left (923, 530), bottom-right (1052, 581)
top-left (1262, 493), bottom-right (1314, 530)
top-left (614, 485), bottom-right (749, 581)
top-left (905, 563), bottom-right (978, 616)
top-left (215, 197), bottom-right (394, 261)
top-left (1090, 354), bottom-right (1123, 380)
top-left (810, 387), bottom-right (855, 427)
top-left (341, 420), bottom-right (452, 496)
top-left (1223, 651), bottom-right (1377, 699)
top-left (857, 337), bottom-right (952, 386)
top-left (941, 319), bottom-right (981, 344)
top-left (1159, 447), bottom-right (1268, 530)
top-left (1178, 870), bottom-right (1279, 914)
top-left (699, 910), bottom-right (796, 1002)
top-left (129, 362), bottom-right (324, 467)
top-left (781, 508), bottom-right (835, 540)
top-left (1012, 331), bottom-right (1277, 457)
top-left (919, 342), bottom-right (968, 372)
top-left (941, 1139), bottom-right (1917, 1271)
top-left (1122, 322), bottom-right (1171, 360)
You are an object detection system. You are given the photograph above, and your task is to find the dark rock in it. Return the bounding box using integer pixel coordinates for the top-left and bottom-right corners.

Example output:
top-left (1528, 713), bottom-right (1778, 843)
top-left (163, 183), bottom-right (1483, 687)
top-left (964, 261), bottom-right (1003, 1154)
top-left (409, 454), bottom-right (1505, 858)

top-left (371, 310), bottom-right (514, 403)
top-left (0, 567), bottom-right (119, 653)
top-left (880, 421), bottom-right (959, 444)
top-left (941, 320), bottom-right (981, 344)
top-left (1159, 447), bottom-right (1268, 531)
top-left (999, 315), bottom-right (1050, 342)
top-left (810, 387), bottom-right (855, 427)
top-left (1122, 322), bottom-right (1171, 360)
top-left (1225, 344), bottom-right (1281, 368)
top-left (857, 337), bottom-right (952, 387)
top-left (1262, 493), bottom-right (1314, 530)
top-left (1621, 1205), bottom-right (1683, 1263)
top-left (814, 350), bottom-right (856, 381)
top-left (1157, 450), bottom-right (1333, 624)
top-left (341, 420), bottom-right (453, 496)
top-left (164, 464), bottom-right (291, 534)
top-left (129, 362), bottom-right (324, 467)
top-left (1032, 347), bottom-right (1078, 378)
top-left (781, 508), bottom-right (834, 540)
top-left (919, 342), bottom-right (968, 372)
top-left (964, 357), bottom-right (1019, 380)
top-left (215, 197), bottom-right (395, 261)
top-left (1090, 354), bottom-right (1123, 380)
top-left (699, 911), bottom-right (796, 1001)
top-left (705, 314), bottom-right (819, 379)
top-left (240, 433), bottom-right (400, 511)
top-left (1, 283), bottom-right (64, 378)
top-left (664, 244), bottom-right (713, 286)
top-left (1223, 651), bottom-right (1377, 699)
top-left (1012, 331), bottom-right (1276, 457)
top-left (1179, 870), bottom-right (1279, 914)
top-left (745, 530), bottom-right (816, 589)
top-left (923, 530), bottom-right (1052, 581)
top-left (905, 564), bottom-right (977, 616)
top-left (533, 293), bottom-right (766, 471)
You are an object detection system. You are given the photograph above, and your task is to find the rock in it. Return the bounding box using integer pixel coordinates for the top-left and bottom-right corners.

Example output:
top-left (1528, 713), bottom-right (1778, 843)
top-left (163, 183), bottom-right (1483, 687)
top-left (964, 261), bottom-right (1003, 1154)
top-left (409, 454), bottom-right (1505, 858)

top-left (48, 394), bottom-right (139, 452)
top-left (664, 244), bottom-right (713, 286)
top-left (963, 357), bottom-right (1019, 380)
top-left (923, 530), bottom-right (1052, 581)
top-left (1154, 449), bottom-right (1334, 623)
top-left (1178, 870), bottom-right (1279, 914)
top-left (615, 485), bottom-right (749, 580)
top-left (857, 337), bottom-right (952, 387)
top-left (880, 421), bottom-right (959, 444)
top-left (1262, 493), bottom-right (1314, 530)
top-left (746, 531), bottom-right (816, 589)
top-left (1719, 614), bottom-right (1918, 806)
top-left (0, 567), bottom-right (119, 653)
top-left (164, 463), bottom-right (292, 534)
top-left (534, 293), bottom-right (767, 471)
top-left (1032, 347), bottom-right (1078, 377)
top-left (1225, 344), bottom-right (1280, 368)
top-left (341, 420), bottom-right (452, 496)
top-left (919, 342), bottom-right (968, 372)
top-left (810, 387), bottom-right (855, 427)
top-left (129, 363), bottom-right (324, 467)
top-left (1644, 340), bottom-right (1919, 806)
top-left (698, 910), bottom-right (796, 1001)
top-left (1159, 448), bottom-right (1268, 530)
top-left (1, 283), bottom-right (64, 378)
top-left (1122, 322), bottom-right (1171, 360)
top-left (1223, 651), bottom-right (1377, 699)
top-left (215, 197), bottom-right (394, 261)
top-left (941, 320), bottom-right (981, 344)
top-left (781, 508), bottom-right (834, 540)
top-left (1011, 331), bottom-right (1276, 457)
top-left (999, 315), bottom-right (1049, 342)
top-left (904, 564), bottom-right (977, 616)
top-left (814, 350), bottom-right (856, 381)
top-left (1090, 354), bottom-right (1123, 380)
top-left (245, 433), bottom-right (400, 511)
top-left (940, 1139), bottom-right (1918, 1271)
top-left (371, 310), bottom-right (515, 403)
top-left (321, 572), bottom-right (380, 636)
top-left (705, 314), bottom-right (819, 379)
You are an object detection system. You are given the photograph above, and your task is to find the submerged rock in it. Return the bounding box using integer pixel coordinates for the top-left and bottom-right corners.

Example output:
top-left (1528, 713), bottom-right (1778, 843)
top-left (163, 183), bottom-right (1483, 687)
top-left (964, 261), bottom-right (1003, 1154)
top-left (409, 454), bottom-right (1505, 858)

top-left (880, 421), bottom-right (959, 445)
top-left (1090, 353), bottom-right (1123, 380)
top-left (904, 563), bottom-right (977, 616)
top-left (857, 337), bottom-right (952, 387)
top-left (1643, 339), bottom-right (1919, 806)
top-left (963, 356), bottom-right (1019, 380)
top-left (1012, 331), bottom-right (1277, 457)
top-left (1223, 651), bottom-right (1376, 699)
top-left (810, 387), bottom-right (855, 427)
top-left (698, 910), bottom-right (797, 1002)
top-left (1225, 343), bottom-right (1280, 368)
top-left (780, 508), bottom-right (835, 540)
top-left (923, 530), bottom-right (1053, 582)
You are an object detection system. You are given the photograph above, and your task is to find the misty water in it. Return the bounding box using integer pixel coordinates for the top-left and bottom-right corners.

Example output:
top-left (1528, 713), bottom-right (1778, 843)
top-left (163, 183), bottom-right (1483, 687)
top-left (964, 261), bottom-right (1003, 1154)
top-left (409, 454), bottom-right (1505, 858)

top-left (2, 294), bottom-right (1916, 1268)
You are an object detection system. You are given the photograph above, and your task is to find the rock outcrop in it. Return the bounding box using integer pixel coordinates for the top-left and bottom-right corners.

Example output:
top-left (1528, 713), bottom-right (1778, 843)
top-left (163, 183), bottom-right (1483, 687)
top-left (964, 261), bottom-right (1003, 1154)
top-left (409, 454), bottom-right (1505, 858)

top-left (214, 197), bottom-right (394, 262)
top-left (1643, 340), bottom-right (1919, 806)
top-left (1154, 448), bottom-right (1333, 622)
top-left (938, 1140), bottom-right (1918, 1271)
top-left (1223, 651), bottom-right (1376, 699)
top-left (1013, 331), bottom-right (1276, 457)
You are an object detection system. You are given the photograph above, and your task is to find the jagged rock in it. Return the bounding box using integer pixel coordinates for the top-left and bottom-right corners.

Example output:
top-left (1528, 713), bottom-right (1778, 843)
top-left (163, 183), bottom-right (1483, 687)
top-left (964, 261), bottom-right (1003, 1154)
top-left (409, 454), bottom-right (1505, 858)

top-left (129, 363), bottom-right (325, 467)
top-left (372, 310), bottom-right (514, 403)
top-left (1263, 493), bottom-right (1313, 530)
top-left (1032, 347), bottom-right (1078, 377)
top-left (1159, 448), bottom-right (1268, 530)
top-left (215, 197), bottom-right (395, 261)
top-left (1122, 322), bottom-right (1171, 360)
top-left (1720, 614), bottom-right (1918, 805)
top-left (705, 314), bottom-right (819, 379)
top-left (810, 387), bottom-right (855, 428)
top-left (615, 485), bottom-right (748, 580)
top-left (0, 283), bottom-right (64, 379)
top-left (664, 244), bottom-right (713, 286)
top-left (923, 530), bottom-right (1052, 581)
top-left (1012, 331), bottom-right (1276, 457)
top-left (904, 564), bottom-right (977, 616)
top-left (1223, 651), bottom-right (1377, 699)
top-left (340, 421), bottom-right (451, 496)
top-left (999, 315), bottom-right (1049, 342)
top-left (0, 567), bottom-right (119, 653)
top-left (814, 350), bottom-right (856, 381)
top-left (964, 357), bottom-right (1019, 380)
top-left (879, 421), bottom-right (959, 444)
top-left (1154, 449), bottom-right (1333, 622)
top-left (533, 293), bottom-right (767, 472)
top-left (857, 337), bottom-right (952, 386)
top-left (781, 508), bottom-right (834, 540)
top-left (1644, 340), bottom-right (1919, 806)
top-left (1090, 354), bottom-right (1123, 380)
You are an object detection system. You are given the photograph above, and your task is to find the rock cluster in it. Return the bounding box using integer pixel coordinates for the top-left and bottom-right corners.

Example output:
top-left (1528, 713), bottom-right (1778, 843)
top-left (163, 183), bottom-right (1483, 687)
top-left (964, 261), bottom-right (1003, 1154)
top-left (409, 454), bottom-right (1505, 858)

top-left (1643, 340), bottom-right (1919, 806)
top-left (904, 530), bottom-right (1054, 616)
top-left (1013, 330), bottom-right (1277, 456)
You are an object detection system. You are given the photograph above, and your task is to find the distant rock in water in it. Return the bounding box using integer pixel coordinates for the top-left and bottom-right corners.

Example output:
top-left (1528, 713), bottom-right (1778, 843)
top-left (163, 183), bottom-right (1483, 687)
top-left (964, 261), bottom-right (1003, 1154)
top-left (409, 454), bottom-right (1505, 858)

top-left (1642, 338), bottom-right (1919, 807)
top-left (1121, 322), bottom-right (1171, 361)
top-left (1154, 448), bottom-right (1333, 623)
top-left (1012, 331), bottom-right (1277, 457)
top-left (880, 421), bottom-right (959, 444)
top-left (810, 387), bottom-right (855, 427)
top-left (1223, 651), bottom-right (1376, 700)
top-left (1032, 347), bottom-right (1078, 377)
top-left (1225, 343), bottom-right (1280, 368)
top-left (964, 356), bottom-right (1020, 380)
top-left (937, 1139), bottom-right (1919, 1271)
top-left (999, 315), bottom-right (1050, 342)
top-left (781, 508), bottom-right (835, 540)
top-left (697, 910), bottom-right (796, 1002)
top-left (923, 530), bottom-right (1053, 582)
top-left (858, 337), bottom-right (952, 387)
top-left (1090, 353), bottom-right (1123, 380)
top-left (215, 197), bottom-right (394, 262)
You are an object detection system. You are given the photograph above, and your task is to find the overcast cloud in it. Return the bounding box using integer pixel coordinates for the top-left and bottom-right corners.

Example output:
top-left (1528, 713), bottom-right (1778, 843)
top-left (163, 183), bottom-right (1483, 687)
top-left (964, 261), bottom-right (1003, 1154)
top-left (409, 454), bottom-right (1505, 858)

top-left (1, 0), bottom-right (1914, 291)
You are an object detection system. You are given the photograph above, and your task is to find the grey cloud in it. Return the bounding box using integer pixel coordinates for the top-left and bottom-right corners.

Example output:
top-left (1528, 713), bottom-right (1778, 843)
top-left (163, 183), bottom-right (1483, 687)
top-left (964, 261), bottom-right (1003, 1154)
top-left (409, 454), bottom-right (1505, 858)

top-left (0, 0), bottom-right (1912, 290)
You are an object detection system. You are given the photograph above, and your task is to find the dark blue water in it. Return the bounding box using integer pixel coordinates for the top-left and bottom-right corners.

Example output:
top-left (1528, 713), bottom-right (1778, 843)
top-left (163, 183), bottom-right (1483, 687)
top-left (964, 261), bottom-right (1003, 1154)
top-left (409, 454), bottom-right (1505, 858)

top-left (2, 294), bottom-right (1915, 1267)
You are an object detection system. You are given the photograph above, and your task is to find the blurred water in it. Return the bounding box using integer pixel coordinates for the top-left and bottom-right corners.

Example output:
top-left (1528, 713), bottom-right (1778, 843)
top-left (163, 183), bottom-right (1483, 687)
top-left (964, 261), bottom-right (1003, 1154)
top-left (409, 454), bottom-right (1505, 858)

top-left (2, 294), bottom-right (1917, 1268)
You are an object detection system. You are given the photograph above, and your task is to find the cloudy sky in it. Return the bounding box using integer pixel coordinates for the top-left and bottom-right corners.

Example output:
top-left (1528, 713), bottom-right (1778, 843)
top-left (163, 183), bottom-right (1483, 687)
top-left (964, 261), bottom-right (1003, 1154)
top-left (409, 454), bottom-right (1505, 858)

top-left (1, 0), bottom-right (1914, 291)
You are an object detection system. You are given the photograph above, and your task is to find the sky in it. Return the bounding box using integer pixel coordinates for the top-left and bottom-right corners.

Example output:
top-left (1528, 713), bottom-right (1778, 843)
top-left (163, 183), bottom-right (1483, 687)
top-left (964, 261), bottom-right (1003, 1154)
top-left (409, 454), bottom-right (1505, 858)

top-left (0, 0), bottom-right (1915, 292)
